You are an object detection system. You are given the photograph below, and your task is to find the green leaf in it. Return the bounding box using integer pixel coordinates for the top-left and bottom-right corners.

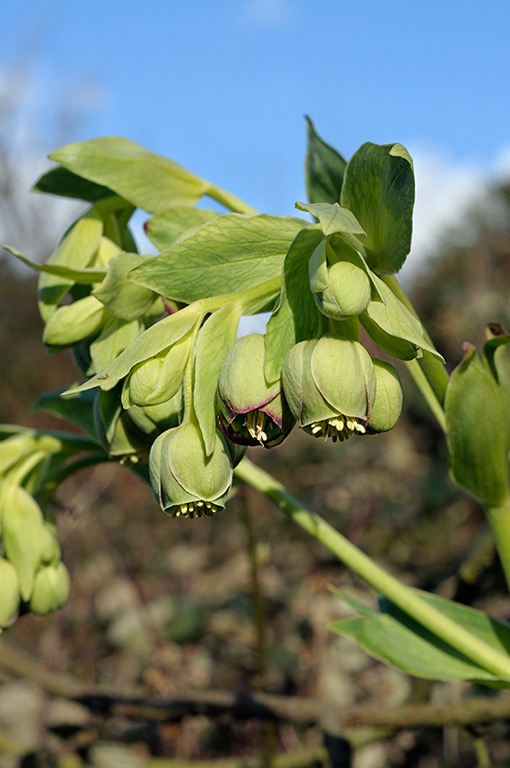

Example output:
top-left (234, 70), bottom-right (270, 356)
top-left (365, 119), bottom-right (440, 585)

top-left (330, 588), bottom-right (510, 685)
top-left (446, 342), bottom-right (510, 506)
top-left (66, 305), bottom-right (202, 394)
top-left (130, 214), bottom-right (306, 303)
top-left (145, 207), bottom-right (219, 251)
top-left (31, 388), bottom-right (101, 444)
top-left (51, 137), bottom-right (211, 214)
top-left (4, 245), bottom-right (106, 283)
top-left (93, 252), bottom-right (159, 320)
top-left (341, 142), bottom-right (415, 274)
top-left (305, 117), bottom-right (347, 204)
top-left (360, 275), bottom-right (442, 360)
top-left (193, 304), bottom-right (242, 455)
top-left (89, 317), bottom-right (143, 374)
top-left (264, 226), bottom-right (323, 381)
top-left (38, 213), bottom-right (104, 322)
top-left (33, 165), bottom-right (115, 202)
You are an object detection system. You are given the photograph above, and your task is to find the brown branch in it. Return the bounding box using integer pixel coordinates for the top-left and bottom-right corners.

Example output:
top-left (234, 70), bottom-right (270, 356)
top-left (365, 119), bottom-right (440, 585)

top-left (2, 637), bottom-right (510, 733)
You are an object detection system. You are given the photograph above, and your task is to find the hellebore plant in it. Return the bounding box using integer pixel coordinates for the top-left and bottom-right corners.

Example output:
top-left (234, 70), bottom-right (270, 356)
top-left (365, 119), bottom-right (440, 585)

top-left (4, 117), bottom-right (510, 698)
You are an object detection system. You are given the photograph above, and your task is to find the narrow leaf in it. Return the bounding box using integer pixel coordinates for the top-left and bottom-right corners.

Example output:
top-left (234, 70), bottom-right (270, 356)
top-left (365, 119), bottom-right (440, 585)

top-left (193, 304), bottom-right (242, 455)
top-left (65, 306), bottom-right (202, 394)
top-left (265, 226), bottom-right (323, 381)
top-left (31, 388), bottom-right (101, 444)
top-left (5, 246), bottom-right (106, 283)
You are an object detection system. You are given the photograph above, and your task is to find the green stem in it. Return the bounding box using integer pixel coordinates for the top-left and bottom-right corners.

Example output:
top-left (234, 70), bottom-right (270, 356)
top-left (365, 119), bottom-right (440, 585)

top-left (383, 275), bottom-right (450, 411)
top-left (406, 359), bottom-right (447, 433)
top-left (485, 503), bottom-right (510, 593)
top-left (207, 184), bottom-right (259, 215)
top-left (199, 276), bottom-right (281, 316)
top-left (235, 458), bottom-right (510, 679)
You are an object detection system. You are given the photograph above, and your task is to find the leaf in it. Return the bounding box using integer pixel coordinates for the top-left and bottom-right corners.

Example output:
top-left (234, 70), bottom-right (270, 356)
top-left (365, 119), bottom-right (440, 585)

top-left (66, 305), bottom-right (202, 394)
top-left (89, 317), bottom-right (144, 374)
top-left (145, 207), bottom-right (219, 251)
top-left (31, 388), bottom-right (101, 444)
top-left (4, 246), bottom-right (107, 283)
top-left (38, 214), bottom-right (104, 322)
top-left (193, 304), bottom-right (242, 455)
top-left (130, 214), bottom-right (306, 303)
top-left (296, 201), bottom-right (366, 238)
top-left (2, 485), bottom-right (44, 601)
top-left (93, 253), bottom-right (159, 320)
top-left (33, 165), bottom-right (115, 202)
top-left (330, 588), bottom-right (510, 685)
top-left (51, 137), bottom-right (211, 214)
top-left (305, 117), bottom-right (347, 204)
top-left (445, 342), bottom-right (510, 506)
top-left (264, 226), bottom-right (323, 381)
top-left (341, 142), bottom-right (415, 274)
top-left (360, 275), bottom-right (442, 360)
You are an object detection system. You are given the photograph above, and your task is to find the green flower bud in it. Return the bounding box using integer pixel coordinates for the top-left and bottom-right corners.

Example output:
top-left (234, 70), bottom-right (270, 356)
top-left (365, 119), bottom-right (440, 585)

top-left (149, 421), bottom-right (233, 518)
top-left (365, 359), bottom-right (403, 434)
top-left (127, 390), bottom-right (182, 438)
top-left (122, 332), bottom-right (193, 408)
top-left (283, 334), bottom-right (376, 441)
top-left (29, 562), bottom-right (71, 615)
top-left (43, 295), bottom-right (108, 347)
top-left (217, 334), bottom-right (295, 448)
top-left (39, 521), bottom-right (62, 565)
top-left (309, 239), bottom-right (372, 320)
top-left (0, 557), bottom-right (20, 626)
top-left (2, 484), bottom-right (44, 601)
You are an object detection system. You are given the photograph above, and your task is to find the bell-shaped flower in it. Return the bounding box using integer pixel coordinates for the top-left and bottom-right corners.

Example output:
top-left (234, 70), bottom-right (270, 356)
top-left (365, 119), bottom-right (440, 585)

top-left (217, 334), bottom-right (295, 448)
top-left (283, 334), bottom-right (376, 441)
top-left (149, 421), bottom-right (233, 518)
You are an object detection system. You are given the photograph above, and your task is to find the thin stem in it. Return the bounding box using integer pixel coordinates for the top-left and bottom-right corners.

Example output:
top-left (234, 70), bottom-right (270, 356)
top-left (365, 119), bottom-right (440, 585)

top-left (382, 274), bottom-right (450, 410)
top-left (207, 184), bottom-right (259, 215)
top-left (235, 458), bottom-right (510, 679)
top-left (406, 358), bottom-right (447, 433)
top-left (485, 503), bottom-right (510, 593)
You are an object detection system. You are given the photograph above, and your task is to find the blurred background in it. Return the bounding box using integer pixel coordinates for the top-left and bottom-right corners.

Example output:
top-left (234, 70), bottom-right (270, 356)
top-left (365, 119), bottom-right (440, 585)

top-left (1, 1), bottom-right (510, 766)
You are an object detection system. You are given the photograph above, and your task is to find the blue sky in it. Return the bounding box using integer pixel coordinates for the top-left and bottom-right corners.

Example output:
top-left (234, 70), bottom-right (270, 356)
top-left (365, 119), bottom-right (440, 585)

top-left (3, 0), bottom-right (510, 273)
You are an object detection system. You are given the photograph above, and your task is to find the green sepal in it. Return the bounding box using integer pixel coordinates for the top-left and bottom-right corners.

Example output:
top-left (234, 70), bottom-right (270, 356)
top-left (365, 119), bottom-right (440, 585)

top-left (42, 294), bottom-right (108, 348)
top-left (340, 142), bottom-right (415, 274)
top-left (193, 304), bottom-right (242, 456)
top-left (305, 117), bottom-right (347, 204)
top-left (264, 226), bottom-right (323, 382)
top-left (308, 237), bottom-right (373, 320)
top-left (145, 207), bottom-right (218, 251)
top-left (0, 557), bottom-right (20, 626)
top-left (129, 214), bottom-right (305, 304)
top-left (445, 337), bottom-right (510, 507)
top-left (29, 562), bottom-right (71, 615)
top-left (2, 484), bottom-right (45, 601)
top-left (330, 587), bottom-right (510, 685)
top-left (51, 136), bottom-right (212, 213)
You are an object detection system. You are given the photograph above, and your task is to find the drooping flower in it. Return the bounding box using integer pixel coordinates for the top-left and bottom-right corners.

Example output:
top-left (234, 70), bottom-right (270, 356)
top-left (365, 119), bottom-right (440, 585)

top-left (217, 334), bottom-right (295, 448)
top-left (149, 421), bottom-right (233, 518)
top-left (282, 334), bottom-right (376, 441)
